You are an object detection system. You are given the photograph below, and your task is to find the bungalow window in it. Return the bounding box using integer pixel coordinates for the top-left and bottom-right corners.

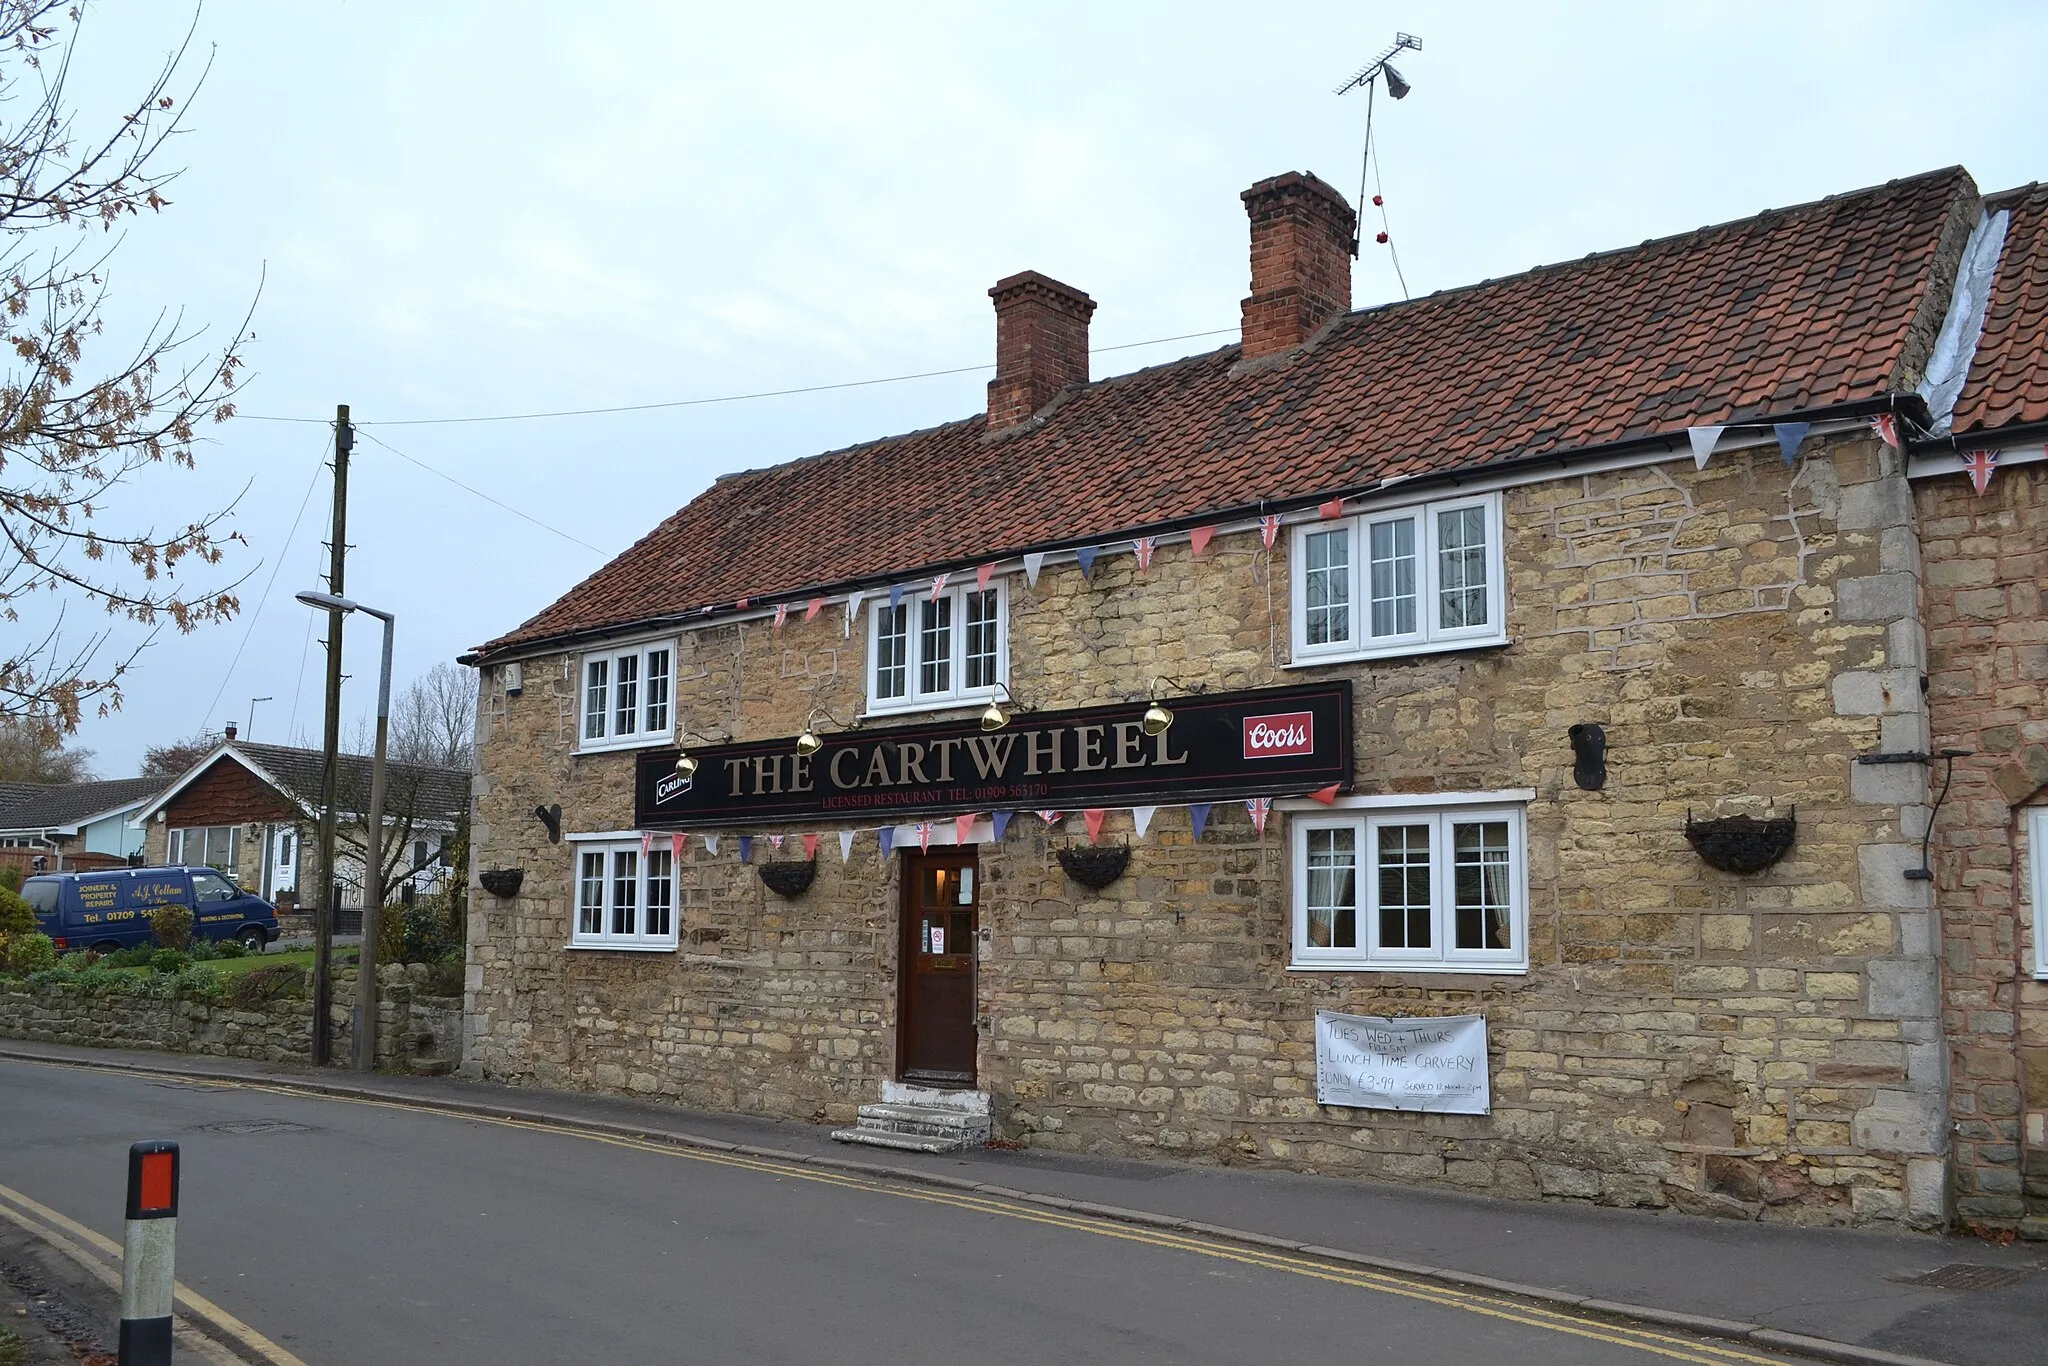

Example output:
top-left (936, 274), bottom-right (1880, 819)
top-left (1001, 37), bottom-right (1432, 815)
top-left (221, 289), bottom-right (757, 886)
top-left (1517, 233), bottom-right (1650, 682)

top-left (868, 583), bottom-right (1007, 713)
top-left (569, 842), bottom-right (677, 951)
top-left (1291, 493), bottom-right (1506, 662)
top-left (169, 825), bottom-right (239, 873)
top-left (578, 641), bottom-right (674, 751)
top-left (1290, 803), bottom-right (1526, 972)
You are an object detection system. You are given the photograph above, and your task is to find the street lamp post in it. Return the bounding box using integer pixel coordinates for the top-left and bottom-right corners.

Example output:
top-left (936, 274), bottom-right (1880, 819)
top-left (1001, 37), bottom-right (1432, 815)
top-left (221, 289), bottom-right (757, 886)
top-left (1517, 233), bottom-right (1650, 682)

top-left (296, 589), bottom-right (395, 1073)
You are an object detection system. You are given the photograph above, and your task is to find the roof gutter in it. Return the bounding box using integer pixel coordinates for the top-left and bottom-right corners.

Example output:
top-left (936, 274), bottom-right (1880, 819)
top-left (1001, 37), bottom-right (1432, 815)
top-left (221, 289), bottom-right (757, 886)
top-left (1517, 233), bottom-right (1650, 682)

top-left (464, 392), bottom-right (1921, 667)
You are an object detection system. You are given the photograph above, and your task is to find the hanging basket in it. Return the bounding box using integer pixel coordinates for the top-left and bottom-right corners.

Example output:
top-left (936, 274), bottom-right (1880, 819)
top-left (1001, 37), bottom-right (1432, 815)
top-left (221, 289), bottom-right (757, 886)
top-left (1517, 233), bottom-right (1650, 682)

top-left (757, 859), bottom-right (817, 899)
top-left (479, 868), bottom-right (524, 899)
top-left (1684, 810), bottom-right (1796, 874)
top-left (1056, 842), bottom-right (1130, 890)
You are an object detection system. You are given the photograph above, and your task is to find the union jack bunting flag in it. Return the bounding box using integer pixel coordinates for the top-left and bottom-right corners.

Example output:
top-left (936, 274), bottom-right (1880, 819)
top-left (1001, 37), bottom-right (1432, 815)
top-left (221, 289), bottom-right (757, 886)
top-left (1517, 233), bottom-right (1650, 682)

top-left (768, 833), bottom-right (784, 850)
top-left (1260, 514), bottom-right (1282, 549)
top-left (930, 573), bottom-right (949, 602)
top-left (1246, 797), bottom-right (1273, 835)
top-left (1964, 447), bottom-right (1999, 495)
top-left (1870, 412), bottom-right (1900, 449)
top-left (916, 821), bottom-right (933, 853)
top-left (1133, 536), bottom-right (1157, 572)
top-left (772, 602), bottom-right (788, 631)
top-left (1036, 810), bottom-right (1064, 825)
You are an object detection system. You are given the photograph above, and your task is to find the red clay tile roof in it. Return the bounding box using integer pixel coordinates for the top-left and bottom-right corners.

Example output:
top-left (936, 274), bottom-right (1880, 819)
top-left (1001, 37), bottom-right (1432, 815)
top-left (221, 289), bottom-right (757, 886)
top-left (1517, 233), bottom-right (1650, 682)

top-left (1949, 183), bottom-right (2048, 438)
top-left (476, 167), bottom-right (1976, 660)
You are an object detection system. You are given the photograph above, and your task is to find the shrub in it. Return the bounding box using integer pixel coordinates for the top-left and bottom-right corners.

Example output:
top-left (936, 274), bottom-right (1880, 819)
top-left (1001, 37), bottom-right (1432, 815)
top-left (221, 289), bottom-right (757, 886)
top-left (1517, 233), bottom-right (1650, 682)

top-left (0, 884), bottom-right (34, 947)
top-left (380, 900), bottom-right (459, 966)
top-left (187, 939), bottom-right (220, 962)
top-left (101, 945), bottom-right (155, 969)
top-left (7, 932), bottom-right (57, 974)
top-left (214, 939), bottom-right (247, 959)
top-left (226, 963), bottom-right (307, 1007)
top-left (57, 950), bottom-right (94, 971)
top-left (150, 904), bottom-right (193, 950)
top-left (0, 864), bottom-right (21, 892)
top-left (423, 954), bottom-right (464, 998)
top-left (150, 948), bottom-right (190, 974)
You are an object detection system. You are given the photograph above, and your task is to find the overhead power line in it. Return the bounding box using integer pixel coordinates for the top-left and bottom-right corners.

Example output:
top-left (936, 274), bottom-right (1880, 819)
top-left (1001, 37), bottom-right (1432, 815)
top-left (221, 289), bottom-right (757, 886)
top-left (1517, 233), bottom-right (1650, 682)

top-left (239, 327), bottom-right (1238, 428)
top-left (357, 428), bottom-right (603, 553)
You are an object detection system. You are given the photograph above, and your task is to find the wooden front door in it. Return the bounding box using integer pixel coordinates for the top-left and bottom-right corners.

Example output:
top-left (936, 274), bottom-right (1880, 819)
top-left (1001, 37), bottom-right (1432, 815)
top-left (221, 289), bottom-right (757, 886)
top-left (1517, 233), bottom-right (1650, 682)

top-left (898, 849), bottom-right (979, 1085)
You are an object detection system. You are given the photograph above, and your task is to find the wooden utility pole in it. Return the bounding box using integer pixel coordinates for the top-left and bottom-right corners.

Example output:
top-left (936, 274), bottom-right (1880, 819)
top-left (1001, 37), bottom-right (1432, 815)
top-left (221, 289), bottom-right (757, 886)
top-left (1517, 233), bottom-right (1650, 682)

top-left (311, 403), bottom-right (351, 1066)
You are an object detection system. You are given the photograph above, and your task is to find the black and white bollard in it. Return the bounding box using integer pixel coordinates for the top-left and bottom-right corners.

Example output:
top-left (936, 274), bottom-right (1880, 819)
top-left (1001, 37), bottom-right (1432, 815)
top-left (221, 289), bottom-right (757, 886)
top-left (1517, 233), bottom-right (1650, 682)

top-left (119, 1141), bottom-right (179, 1365)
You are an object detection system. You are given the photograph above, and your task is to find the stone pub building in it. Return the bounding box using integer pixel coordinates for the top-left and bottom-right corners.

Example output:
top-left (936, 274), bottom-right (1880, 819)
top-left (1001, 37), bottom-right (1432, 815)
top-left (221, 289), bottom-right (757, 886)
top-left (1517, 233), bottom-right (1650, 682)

top-left (463, 165), bottom-right (2048, 1233)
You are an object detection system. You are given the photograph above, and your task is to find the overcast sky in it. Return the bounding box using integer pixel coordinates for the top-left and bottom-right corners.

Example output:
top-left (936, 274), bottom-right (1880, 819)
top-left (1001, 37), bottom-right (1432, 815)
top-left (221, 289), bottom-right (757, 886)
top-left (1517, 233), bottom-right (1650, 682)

top-left (37, 0), bottom-right (2046, 776)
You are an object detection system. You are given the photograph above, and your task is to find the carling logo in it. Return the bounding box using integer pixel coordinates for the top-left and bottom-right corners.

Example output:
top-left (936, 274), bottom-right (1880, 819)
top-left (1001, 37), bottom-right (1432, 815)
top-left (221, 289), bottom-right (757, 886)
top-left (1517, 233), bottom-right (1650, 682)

top-left (1243, 711), bottom-right (1314, 759)
top-left (654, 771), bottom-right (693, 805)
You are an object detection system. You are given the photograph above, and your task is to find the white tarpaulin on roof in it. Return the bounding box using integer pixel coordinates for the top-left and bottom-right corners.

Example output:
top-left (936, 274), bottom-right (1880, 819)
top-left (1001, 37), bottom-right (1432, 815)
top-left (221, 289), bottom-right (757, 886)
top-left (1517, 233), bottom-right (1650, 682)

top-left (1315, 1010), bottom-right (1490, 1114)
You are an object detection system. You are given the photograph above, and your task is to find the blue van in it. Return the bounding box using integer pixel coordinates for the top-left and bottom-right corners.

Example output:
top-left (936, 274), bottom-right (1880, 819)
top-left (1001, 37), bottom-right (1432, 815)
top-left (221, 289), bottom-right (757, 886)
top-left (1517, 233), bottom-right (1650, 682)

top-left (20, 866), bottom-right (280, 955)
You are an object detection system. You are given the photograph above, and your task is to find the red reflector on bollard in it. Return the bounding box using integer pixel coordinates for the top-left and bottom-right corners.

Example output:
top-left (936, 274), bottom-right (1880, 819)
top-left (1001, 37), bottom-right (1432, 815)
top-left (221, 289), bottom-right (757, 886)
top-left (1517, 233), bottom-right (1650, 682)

top-left (126, 1141), bottom-right (179, 1220)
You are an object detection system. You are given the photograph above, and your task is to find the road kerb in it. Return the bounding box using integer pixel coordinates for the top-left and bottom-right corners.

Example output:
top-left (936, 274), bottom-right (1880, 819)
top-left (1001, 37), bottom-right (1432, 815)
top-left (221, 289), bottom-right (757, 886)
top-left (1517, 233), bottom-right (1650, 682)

top-left (0, 1045), bottom-right (1967, 1366)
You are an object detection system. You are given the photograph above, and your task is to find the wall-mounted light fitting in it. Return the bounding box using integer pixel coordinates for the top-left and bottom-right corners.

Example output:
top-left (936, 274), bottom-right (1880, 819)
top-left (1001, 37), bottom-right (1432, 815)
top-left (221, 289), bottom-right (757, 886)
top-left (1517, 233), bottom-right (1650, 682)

top-left (795, 706), bottom-right (857, 757)
top-left (981, 682), bottom-right (1019, 732)
top-left (1141, 677), bottom-right (1185, 738)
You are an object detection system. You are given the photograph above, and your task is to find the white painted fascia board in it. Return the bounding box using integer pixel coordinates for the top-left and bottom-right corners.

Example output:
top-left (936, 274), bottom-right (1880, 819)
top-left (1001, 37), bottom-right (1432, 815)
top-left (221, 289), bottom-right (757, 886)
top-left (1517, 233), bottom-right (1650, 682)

top-left (565, 829), bottom-right (643, 843)
top-left (1274, 788), bottom-right (1536, 813)
top-left (1908, 440), bottom-right (2047, 481)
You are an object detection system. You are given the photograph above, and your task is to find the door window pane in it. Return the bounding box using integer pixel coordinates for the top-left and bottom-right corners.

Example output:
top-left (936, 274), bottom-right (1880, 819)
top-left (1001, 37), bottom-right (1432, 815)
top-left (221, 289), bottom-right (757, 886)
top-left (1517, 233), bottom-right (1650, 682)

top-left (1453, 820), bottom-right (1513, 950)
top-left (1304, 528), bottom-right (1352, 646)
top-left (1368, 518), bottom-right (1418, 637)
top-left (644, 648), bottom-right (671, 734)
top-left (1438, 506), bottom-right (1489, 630)
top-left (610, 850), bottom-right (638, 936)
top-left (645, 850), bottom-right (673, 938)
top-left (1376, 823), bottom-right (1432, 949)
top-left (875, 604), bottom-right (908, 700)
top-left (1305, 826), bottom-right (1358, 948)
top-left (919, 596), bottom-right (953, 695)
top-left (583, 659), bottom-right (608, 739)
top-left (578, 851), bottom-right (604, 935)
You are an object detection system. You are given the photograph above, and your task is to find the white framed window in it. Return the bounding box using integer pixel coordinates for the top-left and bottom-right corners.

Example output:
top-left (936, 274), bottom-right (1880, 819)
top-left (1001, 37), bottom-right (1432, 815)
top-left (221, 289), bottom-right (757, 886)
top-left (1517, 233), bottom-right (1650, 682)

top-left (169, 825), bottom-right (239, 873)
top-left (1290, 492), bottom-right (1506, 663)
top-left (568, 841), bottom-right (678, 951)
top-left (867, 582), bottom-right (1008, 715)
top-left (578, 640), bottom-right (674, 752)
top-left (1290, 802), bottom-right (1527, 973)
top-left (2030, 807), bottom-right (2047, 980)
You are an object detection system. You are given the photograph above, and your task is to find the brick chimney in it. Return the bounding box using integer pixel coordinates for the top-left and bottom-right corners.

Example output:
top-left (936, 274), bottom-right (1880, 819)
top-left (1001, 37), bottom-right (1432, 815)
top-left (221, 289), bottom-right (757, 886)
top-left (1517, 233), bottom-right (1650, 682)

top-left (987, 270), bottom-right (1095, 432)
top-left (1240, 171), bottom-right (1356, 361)
top-left (224, 723), bottom-right (237, 742)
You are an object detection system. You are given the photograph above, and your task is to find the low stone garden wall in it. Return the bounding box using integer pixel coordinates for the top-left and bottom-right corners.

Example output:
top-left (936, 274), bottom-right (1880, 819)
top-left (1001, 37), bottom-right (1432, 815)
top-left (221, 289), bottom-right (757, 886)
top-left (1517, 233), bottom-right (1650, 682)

top-left (0, 962), bottom-right (461, 1073)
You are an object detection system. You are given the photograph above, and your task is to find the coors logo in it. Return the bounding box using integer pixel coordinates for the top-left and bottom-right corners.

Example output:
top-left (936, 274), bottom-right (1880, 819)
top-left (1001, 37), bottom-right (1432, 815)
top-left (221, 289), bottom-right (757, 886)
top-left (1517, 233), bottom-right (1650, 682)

top-left (1243, 711), bottom-right (1314, 759)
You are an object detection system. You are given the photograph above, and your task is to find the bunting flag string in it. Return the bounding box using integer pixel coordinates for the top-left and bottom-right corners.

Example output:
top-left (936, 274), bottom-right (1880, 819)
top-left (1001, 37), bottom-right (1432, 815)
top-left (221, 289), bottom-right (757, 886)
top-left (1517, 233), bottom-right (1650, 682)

top-left (772, 603), bottom-right (788, 632)
top-left (1260, 514), bottom-right (1281, 549)
top-left (1188, 803), bottom-right (1213, 840)
top-left (1308, 784), bottom-right (1340, 806)
top-left (703, 834), bottom-right (720, 855)
top-left (1189, 526), bottom-right (1215, 557)
top-left (838, 829), bottom-right (855, 862)
top-left (976, 563), bottom-right (995, 591)
top-left (1036, 809), bottom-right (1063, 825)
top-left (991, 810), bottom-right (1014, 841)
top-left (804, 598), bottom-right (823, 622)
top-left (1023, 552), bottom-right (1046, 587)
top-left (1871, 413), bottom-right (1900, 449)
top-left (1246, 797), bottom-right (1272, 835)
top-left (802, 833), bottom-right (820, 861)
top-left (929, 572), bottom-right (949, 602)
top-left (737, 835), bottom-right (753, 864)
top-left (877, 827), bottom-right (895, 858)
top-left (916, 821), bottom-right (932, 853)
top-left (888, 583), bottom-right (905, 610)
top-left (844, 590), bottom-right (865, 638)
top-left (1774, 421), bottom-right (1811, 467)
top-left (955, 813), bottom-right (978, 845)
top-left (1074, 546), bottom-right (1100, 580)
top-left (1686, 425), bottom-right (1725, 471)
top-left (1132, 536), bottom-right (1157, 573)
top-left (1082, 809), bottom-right (1107, 843)
top-left (1964, 448), bottom-right (1999, 496)
top-left (670, 832), bottom-right (687, 863)
top-left (1132, 805), bottom-right (1157, 837)
top-left (641, 831), bottom-right (654, 857)
top-left (768, 833), bottom-right (784, 851)
top-left (1318, 497), bottom-right (1345, 520)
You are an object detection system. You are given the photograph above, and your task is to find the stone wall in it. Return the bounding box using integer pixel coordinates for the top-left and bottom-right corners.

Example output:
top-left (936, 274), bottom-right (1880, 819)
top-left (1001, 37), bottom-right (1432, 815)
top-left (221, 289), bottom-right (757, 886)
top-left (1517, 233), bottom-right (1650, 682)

top-left (1918, 460), bottom-right (2047, 1234)
top-left (0, 964), bottom-right (461, 1074)
top-left (467, 435), bottom-right (1945, 1226)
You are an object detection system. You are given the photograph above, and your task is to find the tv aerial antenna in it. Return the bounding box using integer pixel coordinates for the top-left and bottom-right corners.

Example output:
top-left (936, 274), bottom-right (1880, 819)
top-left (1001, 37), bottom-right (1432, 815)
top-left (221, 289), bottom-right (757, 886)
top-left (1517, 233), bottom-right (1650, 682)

top-left (1335, 31), bottom-right (1421, 296)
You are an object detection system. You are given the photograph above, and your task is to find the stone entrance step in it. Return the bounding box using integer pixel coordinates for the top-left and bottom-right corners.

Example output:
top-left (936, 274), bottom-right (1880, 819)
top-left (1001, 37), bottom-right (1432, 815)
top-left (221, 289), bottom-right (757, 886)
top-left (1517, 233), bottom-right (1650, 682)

top-left (831, 1087), bottom-right (991, 1154)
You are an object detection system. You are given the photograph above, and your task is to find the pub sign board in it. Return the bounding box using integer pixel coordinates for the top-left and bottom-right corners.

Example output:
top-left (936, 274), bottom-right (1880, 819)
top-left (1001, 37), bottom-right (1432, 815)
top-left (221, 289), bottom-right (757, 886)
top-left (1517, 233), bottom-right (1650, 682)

top-left (634, 680), bottom-right (1353, 829)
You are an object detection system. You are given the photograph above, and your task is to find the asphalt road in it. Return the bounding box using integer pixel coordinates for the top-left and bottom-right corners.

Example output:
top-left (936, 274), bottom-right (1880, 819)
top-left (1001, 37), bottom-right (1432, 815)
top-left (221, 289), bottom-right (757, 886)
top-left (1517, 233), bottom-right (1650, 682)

top-left (0, 1057), bottom-right (1824, 1366)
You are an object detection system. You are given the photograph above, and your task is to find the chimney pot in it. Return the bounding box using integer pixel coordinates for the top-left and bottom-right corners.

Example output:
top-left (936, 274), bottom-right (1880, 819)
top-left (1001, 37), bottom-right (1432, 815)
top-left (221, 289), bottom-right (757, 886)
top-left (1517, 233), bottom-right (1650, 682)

top-left (1240, 171), bottom-right (1356, 360)
top-left (987, 270), bottom-right (1095, 432)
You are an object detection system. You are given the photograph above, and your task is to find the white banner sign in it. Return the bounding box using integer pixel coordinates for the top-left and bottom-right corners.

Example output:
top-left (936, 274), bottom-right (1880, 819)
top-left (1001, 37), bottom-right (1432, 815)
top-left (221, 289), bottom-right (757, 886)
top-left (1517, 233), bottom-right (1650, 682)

top-left (1314, 1011), bottom-right (1491, 1114)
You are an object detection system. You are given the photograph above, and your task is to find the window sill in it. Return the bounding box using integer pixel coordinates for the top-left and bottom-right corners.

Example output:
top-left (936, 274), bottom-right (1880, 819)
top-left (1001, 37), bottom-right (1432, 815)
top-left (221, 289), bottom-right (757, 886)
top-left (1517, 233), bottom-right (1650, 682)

top-left (1286, 961), bottom-right (1528, 977)
top-left (566, 941), bottom-right (678, 953)
top-left (573, 734), bottom-right (675, 756)
top-left (1284, 635), bottom-right (1512, 669)
top-left (861, 690), bottom-right (1002, 723)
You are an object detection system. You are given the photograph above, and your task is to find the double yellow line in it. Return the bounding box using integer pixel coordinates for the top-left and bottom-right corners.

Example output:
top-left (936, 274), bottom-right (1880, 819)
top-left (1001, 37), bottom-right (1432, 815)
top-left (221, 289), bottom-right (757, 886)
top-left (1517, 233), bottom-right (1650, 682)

top-left (6, 1059), bottom-right (1803, 1366)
